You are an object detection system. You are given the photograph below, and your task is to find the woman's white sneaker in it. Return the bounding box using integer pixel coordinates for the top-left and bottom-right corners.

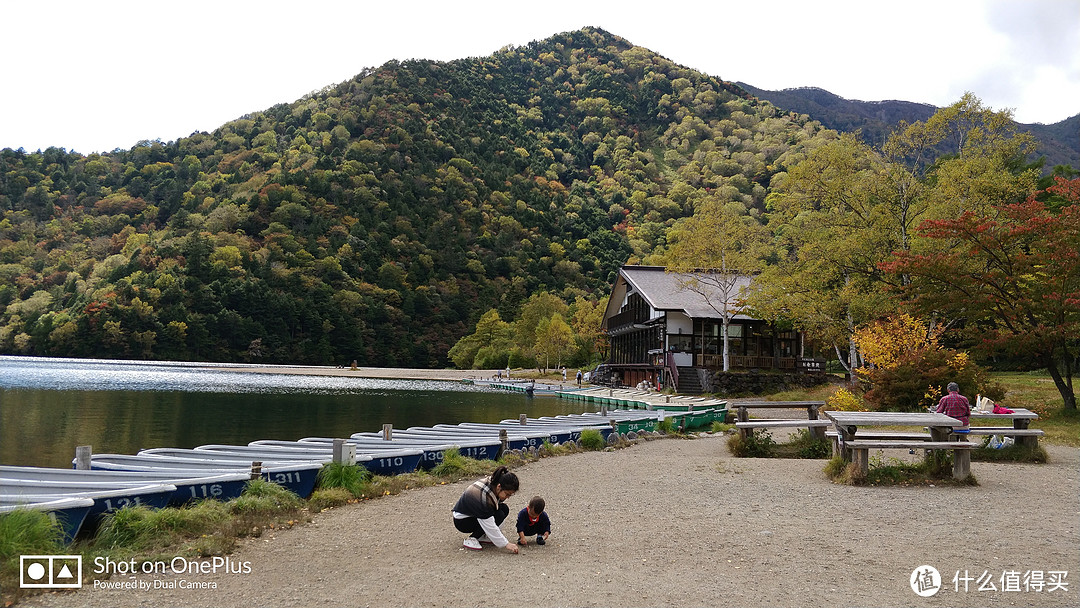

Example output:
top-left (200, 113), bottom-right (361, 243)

top-left (462, 537), bottom-right (482, 550)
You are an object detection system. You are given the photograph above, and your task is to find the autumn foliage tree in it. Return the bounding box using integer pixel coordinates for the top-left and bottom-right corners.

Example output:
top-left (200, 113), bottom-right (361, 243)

top-left (885, 177), bottom-right (1080, 410)
top-left (851, 314), bottom-right (1002, 411)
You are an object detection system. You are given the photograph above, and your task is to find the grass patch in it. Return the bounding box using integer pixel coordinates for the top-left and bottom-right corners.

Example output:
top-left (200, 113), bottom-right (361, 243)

top-left (824, 453), bottom-right (977, 486)
top-left (316, 462), bottom-right (372, 497)
top-left (94, 500), bottom-right (228, 552)
top-left (0, 509), bottom-right (65, 592)
top-left (578, 428), bottom-right (606, 450)
top-left (972, 441), bottom-right (1049, 463)
top-left (307, 487), bottom-right (354, 512)
top-left (432, 448), bottom-right (490, 478)
top-left (727, 428), bottom-right (829, 459)
top-left (709, 421), bottom-right (735, 434)
top-left (655, 418), bottom-right (677, 435)
top-left (229, 479), bottom-right (304, 517)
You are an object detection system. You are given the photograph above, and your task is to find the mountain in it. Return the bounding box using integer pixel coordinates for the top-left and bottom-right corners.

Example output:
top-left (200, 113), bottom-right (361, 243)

top-left (737, 83), bottom-right (1079, 171)
top-left (0, 28), bottom-right (834, 367)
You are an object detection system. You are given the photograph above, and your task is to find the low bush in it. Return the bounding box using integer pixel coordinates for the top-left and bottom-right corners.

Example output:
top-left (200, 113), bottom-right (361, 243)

top-left (578, 428), bottom-right (606, 450)
top-left (316, 462), bottom-right (372, 497)
top-left (727, 430), bottom-right (776, 458)
top-left (788, 429), bottom-right (831, 459)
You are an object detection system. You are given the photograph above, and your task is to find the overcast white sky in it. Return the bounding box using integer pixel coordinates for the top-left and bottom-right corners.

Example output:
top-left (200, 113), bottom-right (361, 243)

top-left (2, 0), bottom-right (1077, 155)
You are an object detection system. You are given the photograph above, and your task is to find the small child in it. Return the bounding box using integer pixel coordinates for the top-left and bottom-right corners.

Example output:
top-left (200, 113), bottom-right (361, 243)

top-left (516, 496), bottom-right (551, 546)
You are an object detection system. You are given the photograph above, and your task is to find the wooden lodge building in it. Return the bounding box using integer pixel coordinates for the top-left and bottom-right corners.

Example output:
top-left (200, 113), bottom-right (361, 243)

top-left (599, 265), bottom-right (824, 393)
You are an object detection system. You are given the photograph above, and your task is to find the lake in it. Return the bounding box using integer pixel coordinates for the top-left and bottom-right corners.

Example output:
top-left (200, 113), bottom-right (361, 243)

top-left (0, 356), bottom-right (589, 469)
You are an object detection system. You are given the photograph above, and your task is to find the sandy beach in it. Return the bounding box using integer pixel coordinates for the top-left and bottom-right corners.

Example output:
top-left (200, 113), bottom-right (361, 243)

top-left (20, 430), bottom-right (1079, 608)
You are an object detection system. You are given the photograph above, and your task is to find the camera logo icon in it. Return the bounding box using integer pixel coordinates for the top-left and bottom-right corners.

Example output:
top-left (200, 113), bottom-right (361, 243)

top-left (20, 555), bottom-right (82, 588)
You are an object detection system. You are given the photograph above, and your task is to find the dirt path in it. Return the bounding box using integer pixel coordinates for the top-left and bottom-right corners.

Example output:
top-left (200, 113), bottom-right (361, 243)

top-left (21, 434), bottom-right (1078, 608)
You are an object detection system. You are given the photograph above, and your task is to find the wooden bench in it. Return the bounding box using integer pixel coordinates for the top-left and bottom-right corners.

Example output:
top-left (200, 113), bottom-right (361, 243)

top-left (735, 419), bottom-right (831, 440)
top-left (964, 427), bottom-right (1044, 437)
top-left (734, 401), bottom-right (827, 439)
top-left (844, 440), bottom-right (977, 479)
top-left (825, 430), bottom-right (932, 456)
top-left (962, 427), bottom-right (1045, 448)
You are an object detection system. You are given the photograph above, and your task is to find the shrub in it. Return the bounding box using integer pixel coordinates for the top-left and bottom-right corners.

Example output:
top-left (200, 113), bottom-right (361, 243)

top-left (316, 462), bottom-right (371, 497)
top-left (727, 430), bottom-right (776, 457)
top-left (862, 348), bottom-right (1004, 411)
top-left (826, 387), bottom-right (866, 412)
top-left (655, 418), bottom-right (676, 434)
top-left (578, 428), bottom-right (605, 450)
top-left (789, 429), bottom-right (831, 459)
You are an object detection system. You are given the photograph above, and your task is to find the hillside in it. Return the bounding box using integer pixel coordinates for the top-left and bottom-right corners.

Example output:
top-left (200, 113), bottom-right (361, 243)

top-left (0, 28), bottom-right (833, 367)
top-left (737, 83), bottom-right (1079, 170)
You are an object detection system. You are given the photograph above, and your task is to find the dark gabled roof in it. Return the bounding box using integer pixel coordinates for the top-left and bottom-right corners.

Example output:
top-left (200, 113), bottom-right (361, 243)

top-left (620, 265), bottom-right (755, 320)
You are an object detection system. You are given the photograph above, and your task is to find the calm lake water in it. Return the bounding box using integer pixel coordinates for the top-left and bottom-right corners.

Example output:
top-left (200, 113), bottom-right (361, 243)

top-left (0, 356), bottom-right (588, 469)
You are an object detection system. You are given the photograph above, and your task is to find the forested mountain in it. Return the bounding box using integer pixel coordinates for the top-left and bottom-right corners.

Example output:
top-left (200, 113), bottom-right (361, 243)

top-left (0, 28), bottom-right (834, 367)
top-left (737, 83), bottom-right (1079, 171)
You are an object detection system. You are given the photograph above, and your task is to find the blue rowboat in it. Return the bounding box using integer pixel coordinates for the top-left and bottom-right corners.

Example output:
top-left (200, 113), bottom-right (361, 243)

top-left (402, 426), bottom-right (552, 451)
top-left (340, 434), bottom-right (503, 467)
top-left (292, 435), bottom-right (501, 469)
top-left (0, 482), bottom-right (176, 519)
top-left (494, 418), bottom-right (617, 442)
top-left (457, 422), bottom-right (584, 445)
top-left (86, 454), bottom-right (321, 499)
top-left (0, 496), bottom-right (95, 543)
top-left (247, 438), bottom-right (451, 471)
top-left (5, 464), bottom-right (248, 507)
top-left (181, 444), bottom-right (424, 476)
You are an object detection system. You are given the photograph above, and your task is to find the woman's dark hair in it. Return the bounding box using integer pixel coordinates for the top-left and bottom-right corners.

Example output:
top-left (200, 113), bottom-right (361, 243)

top-left (490, 466), bottom-right (519, 492)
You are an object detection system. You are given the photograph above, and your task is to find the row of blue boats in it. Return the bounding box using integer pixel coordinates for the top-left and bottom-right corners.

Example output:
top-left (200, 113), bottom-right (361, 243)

top-left (1, 402), bottom-right (726, 544)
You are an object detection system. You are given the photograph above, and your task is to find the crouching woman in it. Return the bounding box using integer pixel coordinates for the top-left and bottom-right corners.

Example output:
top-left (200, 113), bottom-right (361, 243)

top-left (451, 466), bottom-right (520, 553)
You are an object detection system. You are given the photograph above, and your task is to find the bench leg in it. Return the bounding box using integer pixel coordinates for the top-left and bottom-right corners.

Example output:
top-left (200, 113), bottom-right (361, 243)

top-left (853, 448), bottom-right (869, 478)
top-left (952, 449), bottom-right (971, 480)
top-left (830, 436), bottom-right (840, 458)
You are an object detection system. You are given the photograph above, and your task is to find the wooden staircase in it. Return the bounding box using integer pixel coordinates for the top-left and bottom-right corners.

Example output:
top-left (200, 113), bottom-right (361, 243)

top-left (676, 367), bottom-right (704, 394)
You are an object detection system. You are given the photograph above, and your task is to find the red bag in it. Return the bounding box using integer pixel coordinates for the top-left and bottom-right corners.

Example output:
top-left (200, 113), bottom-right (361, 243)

top-left (993, 404), bottom-right (1014, 414)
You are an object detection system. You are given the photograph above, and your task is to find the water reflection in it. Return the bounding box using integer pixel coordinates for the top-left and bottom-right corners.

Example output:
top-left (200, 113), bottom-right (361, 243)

top-left (0, 357), bottom-right (586, 468)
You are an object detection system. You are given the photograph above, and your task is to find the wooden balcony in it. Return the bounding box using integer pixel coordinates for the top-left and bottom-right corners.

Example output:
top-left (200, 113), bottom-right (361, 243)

top-left (695, 354), bottom-right (825, 373)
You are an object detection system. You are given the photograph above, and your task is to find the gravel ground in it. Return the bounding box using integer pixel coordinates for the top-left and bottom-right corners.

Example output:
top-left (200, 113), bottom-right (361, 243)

top-left (20, 432), bottom-right (1078, 608)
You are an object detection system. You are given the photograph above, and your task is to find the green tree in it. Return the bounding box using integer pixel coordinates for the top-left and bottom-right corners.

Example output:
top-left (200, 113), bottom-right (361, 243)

top-left (515, 292), bottom-right (568, 355)
top-left (885, 177), bottom-right (1080, 411)
top-left (534, 313), bottom-right (574, 372)
top-left (447, 309), bottom-right (513, 369)
top-left (664, 201), bottom-right (769, 371)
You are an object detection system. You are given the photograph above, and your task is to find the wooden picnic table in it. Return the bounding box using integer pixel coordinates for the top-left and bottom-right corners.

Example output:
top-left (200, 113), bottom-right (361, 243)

top-left (967, 408), bottom-right (1042, 447)
top-left (824, 410), bottom-right (974, 479)
top-left (734, 401), bottom-right (827, 439)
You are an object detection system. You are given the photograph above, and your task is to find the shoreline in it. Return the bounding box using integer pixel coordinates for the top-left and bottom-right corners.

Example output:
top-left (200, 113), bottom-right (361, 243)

top-left (204, 363), bottom-right (588, 390)
top-left (21, 436), bottom-right (1079, 608)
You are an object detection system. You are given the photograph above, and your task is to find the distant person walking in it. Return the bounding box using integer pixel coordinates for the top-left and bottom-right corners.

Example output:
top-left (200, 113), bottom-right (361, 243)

top-left (576, 369), bottom-right (582, 386)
